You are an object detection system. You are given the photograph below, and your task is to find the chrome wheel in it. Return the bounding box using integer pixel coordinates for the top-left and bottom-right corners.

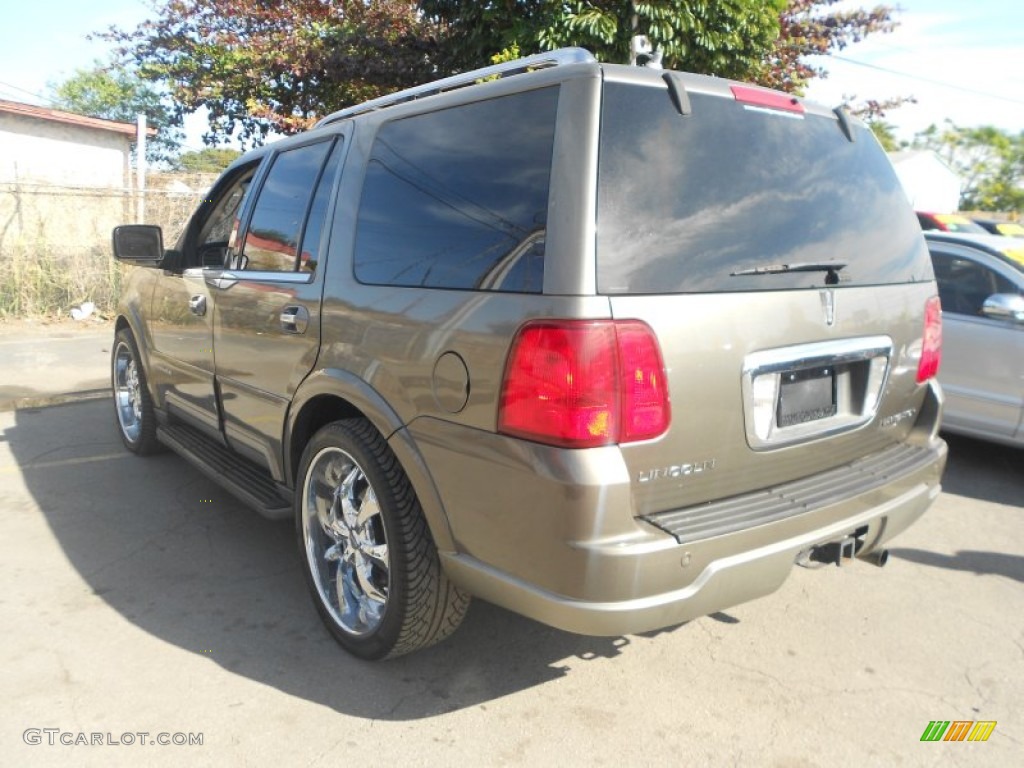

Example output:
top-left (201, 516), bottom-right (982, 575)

top-left (113, 340), bottom-right (142, 443)
top-left (301, 446), bottom-right (390, 636)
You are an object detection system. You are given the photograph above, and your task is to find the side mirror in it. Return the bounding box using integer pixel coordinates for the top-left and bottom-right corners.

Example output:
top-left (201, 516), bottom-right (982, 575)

top-left (981, 293), bottom-right (1024, 324)
top-left (112, 225), bottom-right (164, 265)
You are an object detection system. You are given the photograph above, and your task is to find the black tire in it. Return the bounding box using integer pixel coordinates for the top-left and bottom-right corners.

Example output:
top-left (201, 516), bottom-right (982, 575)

top-left (111, 327), bottom-right (161, 455)
top-left (295, 418), bottom-right (469, 660)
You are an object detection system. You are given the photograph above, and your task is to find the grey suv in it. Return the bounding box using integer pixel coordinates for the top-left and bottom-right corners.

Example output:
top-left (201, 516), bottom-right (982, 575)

top-left (111, 49), bottom-right (947, 660)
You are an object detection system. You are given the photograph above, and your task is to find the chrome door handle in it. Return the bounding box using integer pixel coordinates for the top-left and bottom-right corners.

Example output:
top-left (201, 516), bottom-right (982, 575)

top-left (280, 305), bottom-right (309, 334)
top-left (189, 295), bottom-right (207, 316)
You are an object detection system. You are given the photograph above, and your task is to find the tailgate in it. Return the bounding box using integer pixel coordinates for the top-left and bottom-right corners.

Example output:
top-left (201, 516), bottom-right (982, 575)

top-left (610, 283), bottom-right (937, 517)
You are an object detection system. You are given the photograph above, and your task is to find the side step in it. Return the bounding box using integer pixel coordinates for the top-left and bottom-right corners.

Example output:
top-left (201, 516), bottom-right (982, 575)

top-left (157, 422), bottom-right (292, 520)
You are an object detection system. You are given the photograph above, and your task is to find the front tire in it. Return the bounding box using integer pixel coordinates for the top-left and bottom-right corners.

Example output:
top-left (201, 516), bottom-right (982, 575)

top-left (296, 418), bottom-right (468, 660)
top-left (112, 327), bottom-right (160, 455)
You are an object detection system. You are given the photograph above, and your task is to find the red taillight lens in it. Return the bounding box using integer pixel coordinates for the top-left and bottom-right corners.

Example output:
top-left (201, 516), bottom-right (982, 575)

top-left (916, 296), bottom-right (942, 383)
top-left (498, 320), bottom-right (670, 448)
top-left (616, 321), bottom-right (670, 442)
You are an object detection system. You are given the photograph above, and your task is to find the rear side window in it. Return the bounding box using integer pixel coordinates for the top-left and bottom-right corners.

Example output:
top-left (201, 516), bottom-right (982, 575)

top-left (597, 83), bottom-right (932, 293)
top-left (241, 141), bottom-right (333, 272)
top-left (354, 87), bottom-right (558, 292)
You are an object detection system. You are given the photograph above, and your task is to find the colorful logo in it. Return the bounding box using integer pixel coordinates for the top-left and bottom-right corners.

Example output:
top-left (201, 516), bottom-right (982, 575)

top-left (921, 720), bottom-right (997, 742)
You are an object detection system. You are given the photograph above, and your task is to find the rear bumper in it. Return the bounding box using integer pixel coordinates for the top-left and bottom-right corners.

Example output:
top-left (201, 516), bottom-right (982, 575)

top-left (440, 467), bottom-right (941, 635)
top-left (406, 408), bottom-right (946, 637)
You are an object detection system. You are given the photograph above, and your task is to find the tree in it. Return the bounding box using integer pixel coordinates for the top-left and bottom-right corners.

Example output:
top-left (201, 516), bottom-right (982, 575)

top-left (173, 147), bottom-right (241, 173)
top-left (867, 119), bottom-right (900, 152)
top-left (105, 1), bottom-right (904, 146)
top-left (423, 1), bottom-right (901, 93)
top-left (911, 122), bottom-right (1024, 212)
top-left (101, 1), bottom-right (439, 145)
top-left (49, 62), bottom-right (182, 164)
top-left (422, 1), bottom-right (787, 81)
top-left (759, 1), bottom-right (899, 93)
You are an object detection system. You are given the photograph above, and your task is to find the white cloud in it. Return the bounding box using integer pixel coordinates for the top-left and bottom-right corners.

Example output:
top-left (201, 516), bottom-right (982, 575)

top-left (803, 3), bottom-right (1024, 139)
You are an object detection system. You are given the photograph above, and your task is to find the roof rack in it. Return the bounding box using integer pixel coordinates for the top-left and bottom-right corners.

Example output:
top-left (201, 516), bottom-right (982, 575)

top-left (315, 47), bottom-right (596, 127)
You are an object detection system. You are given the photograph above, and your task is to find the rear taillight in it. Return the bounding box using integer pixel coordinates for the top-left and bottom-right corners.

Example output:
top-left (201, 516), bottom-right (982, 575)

top-left (916, 296), bottom-right (942, 383)
top-left (498, 320), bottom-right (670, 448)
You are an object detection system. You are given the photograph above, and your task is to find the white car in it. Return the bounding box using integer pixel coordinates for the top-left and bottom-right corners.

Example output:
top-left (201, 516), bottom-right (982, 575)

top-left (925, 232), bottom-right (1024, 447)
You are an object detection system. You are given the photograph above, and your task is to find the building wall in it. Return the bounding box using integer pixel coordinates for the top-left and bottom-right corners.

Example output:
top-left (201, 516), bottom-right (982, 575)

top-left (0, 112), bottom-right (139, 254)
top-left (0, 112), bottom-right (131, 188)
top-left (890, 153), bottom-right (962, 213)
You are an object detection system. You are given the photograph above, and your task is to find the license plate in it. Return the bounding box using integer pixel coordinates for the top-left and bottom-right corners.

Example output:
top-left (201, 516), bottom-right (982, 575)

top-left (777, 365), bottom-right (836, 427)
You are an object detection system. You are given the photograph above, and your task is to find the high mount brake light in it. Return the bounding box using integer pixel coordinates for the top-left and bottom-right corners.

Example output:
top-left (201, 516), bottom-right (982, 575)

top-left (498, 320), bottom-right (670, 448)
top-left (730, 84), bottom-right (805, 115)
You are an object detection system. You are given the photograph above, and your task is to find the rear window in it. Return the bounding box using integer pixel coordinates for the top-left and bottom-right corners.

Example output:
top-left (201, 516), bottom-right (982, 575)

top-left (597, 82), bottom-right (932, 294)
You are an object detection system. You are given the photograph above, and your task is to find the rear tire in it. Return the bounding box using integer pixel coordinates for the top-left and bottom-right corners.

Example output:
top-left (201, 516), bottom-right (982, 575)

top-left (111, 327), bottom-right (160, 455)
top-left (296, 418), bottom-right (468, 660)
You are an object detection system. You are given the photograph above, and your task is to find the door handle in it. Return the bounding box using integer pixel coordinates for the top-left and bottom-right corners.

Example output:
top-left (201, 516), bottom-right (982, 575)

top-left (280, 305), bottom-right (310, 334)
top-left (189, 295), bottom-right (207, 316)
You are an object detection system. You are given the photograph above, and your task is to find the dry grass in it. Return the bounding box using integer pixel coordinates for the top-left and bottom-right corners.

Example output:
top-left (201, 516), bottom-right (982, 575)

top-left (1, 177), bottom-right (211, 321)
top-left (0, 242), bottom-right (123, 320)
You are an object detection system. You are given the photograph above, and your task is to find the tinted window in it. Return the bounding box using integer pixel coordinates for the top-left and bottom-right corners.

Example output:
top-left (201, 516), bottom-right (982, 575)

top-left (242, 142), bottom-right (332, 272)
top-left (186, 163), bottom-right (257, 269)
top-left (201, 169), bottom-right (254, 247)
top-left (930, 250), bottom-right (1019, 315)
top-left (354, 87), bottom-right (558, 292)
top-left (298, 144), bottom-right (343, 273)
top-left (597, 84), bottom-right (933, 293)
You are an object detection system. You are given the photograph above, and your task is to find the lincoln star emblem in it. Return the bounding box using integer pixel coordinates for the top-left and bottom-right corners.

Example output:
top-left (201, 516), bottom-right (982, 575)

top-left (820, 289), bottom-right (836, 326)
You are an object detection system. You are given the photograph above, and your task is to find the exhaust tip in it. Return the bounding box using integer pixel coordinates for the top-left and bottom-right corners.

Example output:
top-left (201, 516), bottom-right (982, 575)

top-left (862, 549), bottom-right (890, 567)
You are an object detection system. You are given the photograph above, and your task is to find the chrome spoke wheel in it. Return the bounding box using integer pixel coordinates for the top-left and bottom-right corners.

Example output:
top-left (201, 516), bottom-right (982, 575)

top-left (302, 446), bottom-right (390, 636)
top-left (113, 340), bottom-right (142, 443)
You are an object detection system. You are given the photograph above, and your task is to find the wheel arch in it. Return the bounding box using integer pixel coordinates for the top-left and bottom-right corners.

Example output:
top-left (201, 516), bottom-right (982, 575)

top-left (285, 369), bottom-right (456, 553)
top-left (114, 310), bottom-right (155, 389)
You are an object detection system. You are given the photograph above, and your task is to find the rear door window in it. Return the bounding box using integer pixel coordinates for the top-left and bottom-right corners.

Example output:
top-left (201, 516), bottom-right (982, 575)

top-left (597, 82), bottom-right (933, 294)
top-left (240, 141), bottom-right (333, 273)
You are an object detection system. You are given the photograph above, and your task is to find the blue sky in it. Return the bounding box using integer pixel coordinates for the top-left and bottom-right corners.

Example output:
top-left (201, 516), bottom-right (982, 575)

top-left (1, 0), bottom-right (1021, 148)
top-left (804, 0), bottom-right (1024, 138)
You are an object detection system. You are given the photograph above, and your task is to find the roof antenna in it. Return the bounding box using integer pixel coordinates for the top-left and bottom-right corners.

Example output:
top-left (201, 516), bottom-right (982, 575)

top-left (630, 35), bottom-right (663, 69)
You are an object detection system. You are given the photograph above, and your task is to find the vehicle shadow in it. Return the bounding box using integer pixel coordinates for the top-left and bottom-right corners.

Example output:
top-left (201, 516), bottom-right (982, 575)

top-left (940, 433), bottom-right (1023, 507)
top-left (891, 433), bottom-right (1022, 583)
top-left (889, 548), bottom-right (1024, 584)
top-left (4, 399), bottom-right (684, 721)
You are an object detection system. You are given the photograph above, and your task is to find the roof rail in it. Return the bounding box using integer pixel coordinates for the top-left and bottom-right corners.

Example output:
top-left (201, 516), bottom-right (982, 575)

top-left (315, 47), bottom-right (596, 127)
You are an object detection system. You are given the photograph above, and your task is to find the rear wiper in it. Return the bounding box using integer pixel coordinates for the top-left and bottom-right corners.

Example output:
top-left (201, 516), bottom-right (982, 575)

top-left (731, 261), bottom-right (846, 283)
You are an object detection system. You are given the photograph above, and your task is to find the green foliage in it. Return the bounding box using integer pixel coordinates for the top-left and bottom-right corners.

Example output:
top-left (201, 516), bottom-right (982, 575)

top-left (762, 0), bottom-right (898, 93)
top-left (422, 1), bottom-right (786, 81)
top-left (49, 62), bottom-right (182, 164)
top-left (101, 1), bottom-right (438, 146)
top-left (101, 1), bottom-right (904, 145)
top-left (867, 120), bottom-right (901, 152)
top-left (174, 148), bottom-right (242, 173)
top-left (912, 122), bottom-right (1024, 213)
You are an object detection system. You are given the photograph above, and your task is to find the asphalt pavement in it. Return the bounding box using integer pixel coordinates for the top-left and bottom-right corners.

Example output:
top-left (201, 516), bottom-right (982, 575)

top-left (0, 324), bottom-right (1021, 767)
top-left (0, 320), bottom-right (113, 410)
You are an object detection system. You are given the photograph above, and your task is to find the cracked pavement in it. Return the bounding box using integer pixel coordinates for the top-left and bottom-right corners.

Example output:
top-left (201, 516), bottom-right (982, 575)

top-left (0, 399), bottom-right (1020, 767)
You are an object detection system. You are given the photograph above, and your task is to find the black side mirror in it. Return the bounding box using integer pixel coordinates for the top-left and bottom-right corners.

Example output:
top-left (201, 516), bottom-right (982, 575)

top-left (112, 225), bottom-right (164, 265)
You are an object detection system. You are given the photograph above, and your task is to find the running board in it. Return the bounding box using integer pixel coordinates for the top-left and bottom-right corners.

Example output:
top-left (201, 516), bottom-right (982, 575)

top-left (157, 422), bottom-right (292, 520)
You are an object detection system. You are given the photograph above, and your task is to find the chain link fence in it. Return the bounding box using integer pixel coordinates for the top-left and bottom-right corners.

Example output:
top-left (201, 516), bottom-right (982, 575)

top-left (0, 173), bottom-right (216, 319)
